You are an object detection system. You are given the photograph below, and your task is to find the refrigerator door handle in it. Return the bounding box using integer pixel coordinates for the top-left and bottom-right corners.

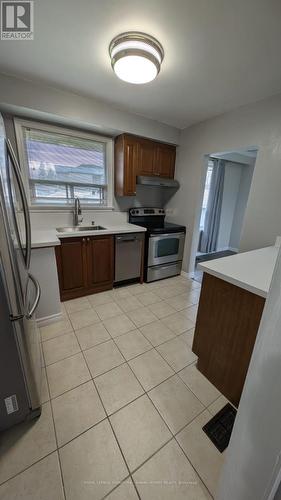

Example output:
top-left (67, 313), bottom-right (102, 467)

top-left (6, 139), bottom-right (32, 269)
top-left (10, 313), bottom-right (25, 321)
top-left (26, 273), bottom-right (41, 319)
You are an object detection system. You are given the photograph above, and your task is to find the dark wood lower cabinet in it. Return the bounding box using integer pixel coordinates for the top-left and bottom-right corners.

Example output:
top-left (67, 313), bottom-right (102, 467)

top-left (55, 235), bottom-right (114, 301)
top-left (192, 273), bottom-right (265, 407)
top-left (87, 236), bottom-right (114, 289)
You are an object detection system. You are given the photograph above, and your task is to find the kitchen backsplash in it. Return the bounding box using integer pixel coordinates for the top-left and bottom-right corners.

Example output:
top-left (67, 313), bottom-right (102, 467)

top-left (23, 210), bottom-right (128, 231)
top-left (16, 184), bottom-right (178, 230)
top-left (115, 185), bottom-right (177, 211)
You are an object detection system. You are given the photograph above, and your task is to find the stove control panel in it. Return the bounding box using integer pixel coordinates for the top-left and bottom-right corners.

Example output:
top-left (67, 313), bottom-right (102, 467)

top-left (129, 208), bottom-right (165, 216)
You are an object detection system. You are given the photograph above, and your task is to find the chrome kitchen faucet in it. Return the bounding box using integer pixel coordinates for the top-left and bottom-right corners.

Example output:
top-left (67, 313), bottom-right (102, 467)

top-left (73, 197), bottom-right (83, 226)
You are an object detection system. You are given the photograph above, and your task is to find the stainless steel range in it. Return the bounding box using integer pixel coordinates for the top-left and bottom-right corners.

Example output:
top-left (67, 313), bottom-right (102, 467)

top-left (129, 208), bottom-right (186, 282)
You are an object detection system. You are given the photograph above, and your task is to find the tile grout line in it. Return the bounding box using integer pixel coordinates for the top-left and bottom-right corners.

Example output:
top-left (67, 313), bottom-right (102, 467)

top-left (44, 358), bottom-right (222, 451)
top-left (97, 284), bottom-right (216, 497)
top-left (48, 343), bottom-right (209, 495)
top-left (45, 325), bottom-right (198, 402)
top-left (61, 286), bottom-right (197, 333)
top-left (43, 347), bottom-right (67, 500)
top-left (101, 476), bottom-right (139, 500)
top-left (0, 448), bottom-right (59, 490)
top-left (1, 278), bottom-right (202, 492)
top-left (45, 312), bottom-right (199, 402)
top-left (43, 346), bottom-right (82, 368)
top-left (0, 355), bottom-right (68, 496)
top-left (177, 366), bottom-right (222, 410)
top-left (78, 339), bottom-right (142, 500)
top-left (51, 280), bottom-right (203, 495)
top-left (47, 304), bottom-right (196, 373)
top-left (100, 335), bottom-right (184, 483)
top-left (125, 404), bottom-right (209, 479)
top-left (175, 433), bottom-right (215, 499)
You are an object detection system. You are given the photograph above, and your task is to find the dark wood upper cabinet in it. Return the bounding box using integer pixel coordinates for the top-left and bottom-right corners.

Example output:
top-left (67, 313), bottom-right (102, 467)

top-left (115, 134), bottom-right (176, 196)
top-left (115, 135), bottom-right (139, 196)
top-left (153, 143), bottom-right (176, 178)
top-left (138, 138), bottom-right (155, 176)
top-left (56, 235), bottom-right (114, 301)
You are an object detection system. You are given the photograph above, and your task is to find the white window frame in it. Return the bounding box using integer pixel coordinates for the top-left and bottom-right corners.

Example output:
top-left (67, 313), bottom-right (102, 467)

top-left (199, 160), bottom-right (214, 229)
top-left (14, 118), bottom-right (114, 210)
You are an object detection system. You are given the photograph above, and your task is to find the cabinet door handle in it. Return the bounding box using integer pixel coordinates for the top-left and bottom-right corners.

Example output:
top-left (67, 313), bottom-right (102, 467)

top-left (87, 237), bottom-right (90, 242)
top-left (82, 238), bottom-right (86, 242)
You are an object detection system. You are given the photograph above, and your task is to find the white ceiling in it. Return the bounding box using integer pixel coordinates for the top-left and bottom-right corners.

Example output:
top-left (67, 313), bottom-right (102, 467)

top-left (0, 0), bottom-right (281, 129)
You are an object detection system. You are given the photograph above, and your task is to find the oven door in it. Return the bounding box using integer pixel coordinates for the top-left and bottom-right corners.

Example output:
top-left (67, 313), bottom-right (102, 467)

top-left (148, 232), bottom-right (185, 267)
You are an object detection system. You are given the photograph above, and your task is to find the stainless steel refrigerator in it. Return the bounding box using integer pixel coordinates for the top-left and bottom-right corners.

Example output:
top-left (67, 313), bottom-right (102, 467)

top-left (0, 114), bottom-right (42, 431)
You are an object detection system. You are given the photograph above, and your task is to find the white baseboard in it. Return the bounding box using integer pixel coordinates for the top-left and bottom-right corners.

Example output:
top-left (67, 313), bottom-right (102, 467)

top-left (181, 270), bottom-right (194, 279)
top-left (37, 312), bottom-right (63, 327)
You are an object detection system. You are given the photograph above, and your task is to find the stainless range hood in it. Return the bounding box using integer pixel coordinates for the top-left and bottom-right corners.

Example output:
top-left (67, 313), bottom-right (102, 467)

top-left (137, 175), bottom-right (180, 188)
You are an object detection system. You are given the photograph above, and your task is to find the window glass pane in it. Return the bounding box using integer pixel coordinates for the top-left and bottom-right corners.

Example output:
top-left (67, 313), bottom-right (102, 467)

top-left (22, 126), bottom-right (108, 206)
top-left (157, 238), bottom-right (179, 257)
top-left (73, 185), bottom-right (105, 204)
top-left (200, 161), bottom-right (214, 228)
top-left (30, 182), bottom-right (68, 204)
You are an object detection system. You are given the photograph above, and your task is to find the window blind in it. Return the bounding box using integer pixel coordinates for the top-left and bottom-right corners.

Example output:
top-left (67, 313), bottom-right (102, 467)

top-left (23, 127), bottom-right (107, 206)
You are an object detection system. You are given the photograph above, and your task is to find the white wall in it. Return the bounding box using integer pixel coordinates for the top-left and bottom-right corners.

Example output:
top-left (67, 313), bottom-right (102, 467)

top-left (0, 73), bottom-right (180, 144)
top-left (30, 247), bottom-right (61, 323)
top-left (0, 73), bottom-right (180, 214)
top-left (217, 163), bottom-right (242, 251)
top-left (167, 92), bottom-right (281, 273)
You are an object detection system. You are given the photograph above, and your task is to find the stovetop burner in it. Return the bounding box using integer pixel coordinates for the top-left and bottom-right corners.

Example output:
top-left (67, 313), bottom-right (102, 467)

top-left (147, 222), bottom-right (186, 234)
top-left (128, 208), bottom-right (186, 235)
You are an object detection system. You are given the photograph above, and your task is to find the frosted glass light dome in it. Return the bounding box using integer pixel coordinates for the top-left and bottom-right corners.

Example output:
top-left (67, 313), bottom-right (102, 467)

top-left (109, 32), bottom-right (164, 84)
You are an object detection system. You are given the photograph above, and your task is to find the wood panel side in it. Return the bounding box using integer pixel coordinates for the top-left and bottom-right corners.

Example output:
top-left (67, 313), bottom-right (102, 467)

top-left (114, 135), bottom-right (125, 196)
top-left (192, 273), bottom-right (265, 407)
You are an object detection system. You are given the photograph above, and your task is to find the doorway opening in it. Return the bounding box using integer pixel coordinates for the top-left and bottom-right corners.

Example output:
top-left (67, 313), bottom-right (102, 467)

top-left (194, 147), bottom-right (258, 282)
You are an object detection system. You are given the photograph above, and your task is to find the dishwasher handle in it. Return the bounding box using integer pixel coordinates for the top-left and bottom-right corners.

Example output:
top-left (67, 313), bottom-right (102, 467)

top-left (116, 234), bottom-right (143, 242)
top-left (116, 236), bottom-right (137, 242)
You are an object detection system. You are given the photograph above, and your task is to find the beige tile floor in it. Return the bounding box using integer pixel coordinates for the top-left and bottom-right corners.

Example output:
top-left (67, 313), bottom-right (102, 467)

top-left (0, 275), bottom-right (226, 500)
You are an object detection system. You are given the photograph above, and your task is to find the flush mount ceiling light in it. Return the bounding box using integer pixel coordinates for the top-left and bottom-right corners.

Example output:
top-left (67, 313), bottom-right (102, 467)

top-left (109, 32), bottom-right (164, 84)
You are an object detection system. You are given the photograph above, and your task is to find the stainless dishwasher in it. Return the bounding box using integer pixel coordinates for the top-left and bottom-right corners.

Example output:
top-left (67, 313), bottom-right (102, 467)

top-left (115, 233), bottom-right (144, 283)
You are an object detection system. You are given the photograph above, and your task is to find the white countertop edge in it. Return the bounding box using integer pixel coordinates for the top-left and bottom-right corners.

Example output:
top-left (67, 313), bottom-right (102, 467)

top-left (56, 226), bottom-right (146, 239)
top-left (31, 224), bottom-right (146, 249)
top-left (198, 245), bottom-right (279, 298)
top-left (32, 240), bottom-right (61, 249)
top-left (197, 266), bottom-right (267, 298)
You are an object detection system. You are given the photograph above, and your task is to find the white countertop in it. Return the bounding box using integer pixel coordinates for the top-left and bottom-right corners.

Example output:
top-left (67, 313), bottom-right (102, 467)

top-left (31, 223), bottom-right (146, 249)
top-left (31, 229), bottom-right (60, 248)
top-left (198, 246), bottom-right (279, 297)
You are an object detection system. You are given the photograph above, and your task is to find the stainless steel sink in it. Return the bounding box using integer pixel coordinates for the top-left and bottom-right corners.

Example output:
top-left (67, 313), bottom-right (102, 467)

top-left (56, 226), bottom-right (106, 233)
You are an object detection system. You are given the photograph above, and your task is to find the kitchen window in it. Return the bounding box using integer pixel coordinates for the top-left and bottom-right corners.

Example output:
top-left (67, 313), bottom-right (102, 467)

top-left (15, 119), bottom-right (113, 208)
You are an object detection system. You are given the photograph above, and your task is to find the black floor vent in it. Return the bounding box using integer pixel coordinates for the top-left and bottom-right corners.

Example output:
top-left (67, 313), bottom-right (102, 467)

top-left (202, 403), bottom-right (237, 453)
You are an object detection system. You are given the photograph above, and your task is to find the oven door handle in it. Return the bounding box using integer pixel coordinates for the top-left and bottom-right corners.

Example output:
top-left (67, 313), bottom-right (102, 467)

top-left (149, 232), bottom-right (186, 239)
